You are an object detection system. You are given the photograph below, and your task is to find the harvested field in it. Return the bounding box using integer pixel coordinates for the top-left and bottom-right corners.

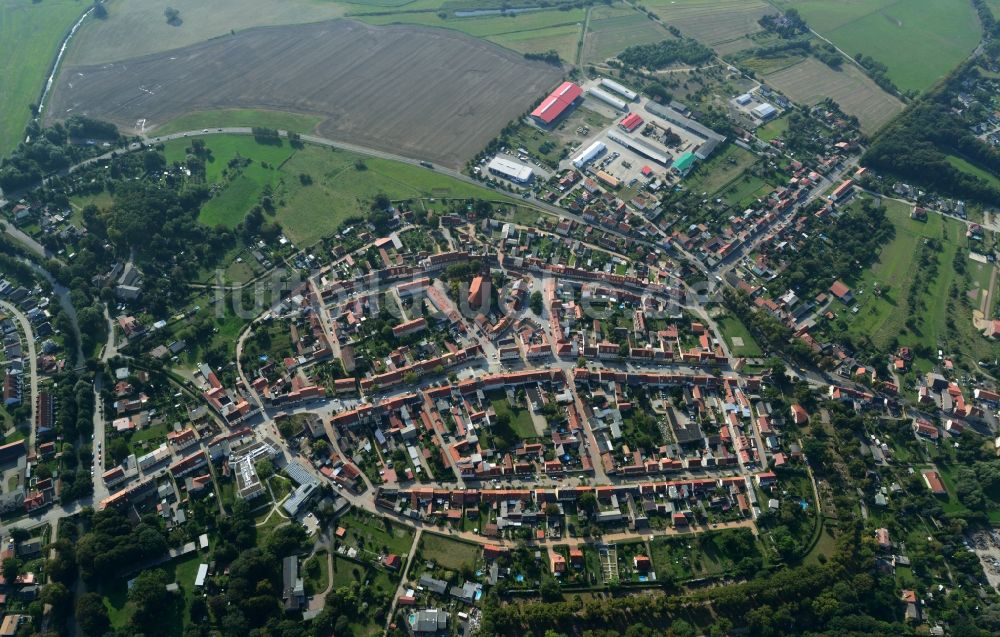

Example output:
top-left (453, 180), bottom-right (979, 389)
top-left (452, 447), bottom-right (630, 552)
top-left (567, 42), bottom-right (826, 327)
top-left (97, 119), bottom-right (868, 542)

top-left (65, 0), bottom-right (345, 66)
top-left (763, 58), bottom-right (903, 133)
top-left (48, 19), bottom-right (563, 168)
top-left (643, 0), bottom-right (771, 48)
top-left (489, 23), bottom-right (582, 63)
top-left (582, 6), bottom-right (671, 64)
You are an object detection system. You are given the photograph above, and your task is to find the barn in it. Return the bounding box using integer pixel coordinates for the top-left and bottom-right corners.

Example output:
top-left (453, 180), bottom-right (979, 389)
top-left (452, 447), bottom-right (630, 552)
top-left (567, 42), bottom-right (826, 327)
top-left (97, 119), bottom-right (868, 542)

top-left (531, 81), bottom-right (583, 125)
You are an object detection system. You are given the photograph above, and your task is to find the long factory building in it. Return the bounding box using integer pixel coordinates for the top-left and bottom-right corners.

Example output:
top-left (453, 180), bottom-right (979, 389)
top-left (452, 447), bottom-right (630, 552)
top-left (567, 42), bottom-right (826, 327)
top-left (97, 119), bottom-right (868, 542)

top-left (572, 141), bottom-right (606, 168)
top-left (606, 131), bottom-right (669, 165)
top-left (600, 78), bottom-right (638, 101)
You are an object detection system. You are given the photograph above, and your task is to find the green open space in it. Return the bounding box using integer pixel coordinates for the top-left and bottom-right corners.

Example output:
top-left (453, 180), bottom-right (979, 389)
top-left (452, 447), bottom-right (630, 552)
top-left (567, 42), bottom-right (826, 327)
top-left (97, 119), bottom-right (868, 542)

top-left (339, 508), bottom-right (416, 555)
top-left (720, 174), bottom-right (774, 209)
top-left (102, 551), bottom-right (204, 634)
top-left (418, 532), bottom-right (481, 571)
top-left (945, 154), bottom-right (1000, 191)
top-left (775, 0), bottom-right (980, 93)
top-left (329, 554), bottom-right (395, 596)
top-left (649, 528), bottom-right (761, 581)
top-left (488, 390), bottom-right (537, 439)
top-left (684, 144), bottom-right (757, 195)
top-left (820, 197), bottom-right (999, 373)
top-left (162, 133), bottom-right (504, 244)
top-left (756, 115), bottom-right (790, 142)
top-left (0, 0), bottom-right (88, 155)
top-left (717, 314), bottom-right (764, 357)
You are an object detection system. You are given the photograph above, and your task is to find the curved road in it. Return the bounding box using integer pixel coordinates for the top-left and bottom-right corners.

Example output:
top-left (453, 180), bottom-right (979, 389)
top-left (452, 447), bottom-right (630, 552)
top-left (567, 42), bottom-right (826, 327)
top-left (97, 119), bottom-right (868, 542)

top-left (0, 301), bottom-right (37, 451)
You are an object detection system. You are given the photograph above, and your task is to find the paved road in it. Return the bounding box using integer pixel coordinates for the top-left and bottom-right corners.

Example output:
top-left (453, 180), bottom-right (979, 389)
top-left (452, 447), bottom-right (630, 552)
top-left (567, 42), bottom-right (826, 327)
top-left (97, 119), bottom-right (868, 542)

top-left (91, 371), bottom-right (109, 504)
top-left (0, 301), bottom-right (37, 451)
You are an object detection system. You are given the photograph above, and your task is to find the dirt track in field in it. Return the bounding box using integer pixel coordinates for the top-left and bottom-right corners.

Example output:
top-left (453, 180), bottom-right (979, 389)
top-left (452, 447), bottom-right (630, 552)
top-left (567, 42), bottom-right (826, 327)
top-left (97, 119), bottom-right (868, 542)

top-left (47, 19), bottom-right (564, 168)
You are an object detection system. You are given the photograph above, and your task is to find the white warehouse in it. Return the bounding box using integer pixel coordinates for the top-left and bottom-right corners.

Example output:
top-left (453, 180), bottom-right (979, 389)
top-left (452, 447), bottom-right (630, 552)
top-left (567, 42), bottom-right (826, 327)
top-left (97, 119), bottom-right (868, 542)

top-left (752, 103), bottom-right (778, 120)
top-left (600, 78), bottom-right (638, 101)
top-left (487, 156), bottom-right (534, 183)
top-left (572, 141), bottom-right (606, 168)
top-left (587, 87), bottom-right (627, 111)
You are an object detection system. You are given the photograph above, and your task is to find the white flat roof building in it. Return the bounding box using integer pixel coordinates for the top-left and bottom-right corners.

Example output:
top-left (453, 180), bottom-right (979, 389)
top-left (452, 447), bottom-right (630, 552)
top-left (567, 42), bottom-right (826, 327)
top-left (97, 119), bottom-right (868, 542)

top-left (600, 78), bottom-right (638, 101)
top-left (195, 563), bottom-right (209, 587)
top-left (572, 141), bottom-right (606, 168)
top-left (487, 156), bottom-right (534, 183)
top-left (587, 87), bottom-right (628, 111)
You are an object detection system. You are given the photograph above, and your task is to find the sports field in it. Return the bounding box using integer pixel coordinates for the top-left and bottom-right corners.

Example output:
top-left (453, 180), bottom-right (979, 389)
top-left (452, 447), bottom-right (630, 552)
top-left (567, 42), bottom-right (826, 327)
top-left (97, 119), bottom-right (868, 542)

top-left (0, 0), bottom-right (88, 156)
top-left (581, 5), bottom-right (672, 65)
top-left (162, 134), bottom-right (504, 244)
top-left (774, 0), bottom-right (980, 93)
top-left (717, 315), bottom-right (763, 357)
top-left (65, 0), bottom-right (345, 65)
top-left (49, 19), bottom-right (563, 168)
top-left (763, 58), bottom-right (903, 133)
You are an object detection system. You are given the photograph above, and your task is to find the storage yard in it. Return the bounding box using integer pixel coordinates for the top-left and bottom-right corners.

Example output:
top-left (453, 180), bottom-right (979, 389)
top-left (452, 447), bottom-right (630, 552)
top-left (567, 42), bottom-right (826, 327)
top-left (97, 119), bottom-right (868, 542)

top-left (47, 19), bottom-right (563, 167)
top-left (560, 79), bottom-right (726, 188)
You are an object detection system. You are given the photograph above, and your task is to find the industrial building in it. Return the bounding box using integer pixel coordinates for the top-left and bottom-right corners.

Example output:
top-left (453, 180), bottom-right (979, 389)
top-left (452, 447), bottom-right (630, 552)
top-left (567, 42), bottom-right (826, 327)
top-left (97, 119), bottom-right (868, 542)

top-left (487, 156), bottom-right (534, 183)
top-left (644, 101), bottom-right (726, 160)
top-left (607, 131), bottom-right (668, 165)
top-left (587, 87), bottom-right (628, 111)
top-left (672, 151), bottom-right (697, 176)
top-left (600, 78), bottom-right (638, 101)
top-left (531, 81), bottom-right (583, 125)
top-left (619, 113), bottom-right (644, 133)
top-left (735, 93), bottom-right (752, 106)
top-left (752, 103), bottom-right (778, 121)
top-left (572, 141), bottom-right (606, 168)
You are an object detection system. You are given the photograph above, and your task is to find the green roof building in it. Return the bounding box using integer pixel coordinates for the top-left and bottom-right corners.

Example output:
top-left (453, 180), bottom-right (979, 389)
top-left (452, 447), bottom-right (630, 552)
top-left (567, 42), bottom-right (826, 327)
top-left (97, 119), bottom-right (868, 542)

top-left (672, 151), bottom-right (696, 175)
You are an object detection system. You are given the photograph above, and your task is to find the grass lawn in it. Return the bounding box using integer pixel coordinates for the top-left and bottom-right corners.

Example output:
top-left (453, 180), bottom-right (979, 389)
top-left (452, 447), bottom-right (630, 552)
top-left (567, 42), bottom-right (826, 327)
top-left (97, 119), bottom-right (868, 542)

top-left (102, 552), bottom-right (202, 634)
top-left (775, 0), bottom-right (980, 93)
top-left (720, 175), bottom-right (773, 209)
top-left (803, 518), bottom-right (837, 566)
top-left (154, 109), bottom-right (323, 136)
top-left (0, 0), bottom-right (88, 155)
top-left (163, 133), bottom-right (505, 245)
top-left (488, 391), bottom-right (537, 439)
top-left (126, 422), bottom-right (171, 454)
top-left (756, 115), bottom-right (790, 141)
top-left (684, 144), bottom-right (757, 195)
top-left (340, 508), bottom-right (416, 555)
top-left (304, 550), bottom-right (330, 595)
top-left (418, 532), bottom-right (481, 571)
top-left (945, 154), bottom-right (1000, 190)
top-left (717, 314), bottom-right (763, 357)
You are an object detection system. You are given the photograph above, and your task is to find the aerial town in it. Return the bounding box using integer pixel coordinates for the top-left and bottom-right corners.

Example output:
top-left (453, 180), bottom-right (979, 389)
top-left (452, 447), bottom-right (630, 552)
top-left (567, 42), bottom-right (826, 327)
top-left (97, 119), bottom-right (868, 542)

top-left (1, 1), bottom-right (1000, 637)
